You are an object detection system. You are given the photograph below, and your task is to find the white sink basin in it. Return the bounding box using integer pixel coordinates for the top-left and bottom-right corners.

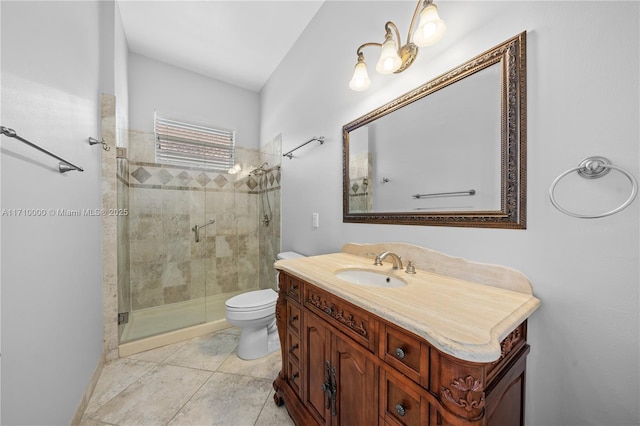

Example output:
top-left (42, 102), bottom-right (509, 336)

top-left (334, 269), bottom-right (407, 288)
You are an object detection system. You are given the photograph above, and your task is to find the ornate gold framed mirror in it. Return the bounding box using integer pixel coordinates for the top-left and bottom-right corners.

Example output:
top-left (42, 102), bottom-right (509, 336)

top-left (343, 32), bottom-right (526, 228)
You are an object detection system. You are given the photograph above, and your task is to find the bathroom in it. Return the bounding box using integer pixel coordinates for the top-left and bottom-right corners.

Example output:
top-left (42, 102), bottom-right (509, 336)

top-left (1, 1), bottom-right (638, 426)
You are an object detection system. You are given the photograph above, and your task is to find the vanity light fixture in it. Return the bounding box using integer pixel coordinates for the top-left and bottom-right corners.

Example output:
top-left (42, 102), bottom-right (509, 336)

top-left (348, 0), bottom-right (446, 91)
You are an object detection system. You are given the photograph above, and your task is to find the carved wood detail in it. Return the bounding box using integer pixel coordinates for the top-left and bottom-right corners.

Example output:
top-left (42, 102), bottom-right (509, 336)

top-left (441, 375), bottom-right (486, 414)
top-left (275, 287), bottom-right (286, 322)
top-left (493, 327), bottom-right (523, 364)
top-left (307, 294), bottom-right (368, 337)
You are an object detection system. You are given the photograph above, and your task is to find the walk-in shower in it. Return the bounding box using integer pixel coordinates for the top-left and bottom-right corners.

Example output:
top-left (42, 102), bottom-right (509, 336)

top-left (116, 132), bottom-right (282, 347)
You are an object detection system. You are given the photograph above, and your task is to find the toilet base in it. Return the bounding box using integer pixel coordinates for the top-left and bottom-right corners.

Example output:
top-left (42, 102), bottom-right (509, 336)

top-left (236, 318), bottom-right (281, 360)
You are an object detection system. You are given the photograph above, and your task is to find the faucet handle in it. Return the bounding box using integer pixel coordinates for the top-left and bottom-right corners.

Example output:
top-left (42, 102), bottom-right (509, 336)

top-left (365, 252), bottom-right (384, 265)
top-left (405, 260), bottom-right (416, 274)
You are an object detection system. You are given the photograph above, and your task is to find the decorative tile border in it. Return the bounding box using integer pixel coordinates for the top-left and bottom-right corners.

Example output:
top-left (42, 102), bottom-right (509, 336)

top-left (128, 161), bottom-right (281, 193)
top-left (349, 177), bottom-right (369, 195)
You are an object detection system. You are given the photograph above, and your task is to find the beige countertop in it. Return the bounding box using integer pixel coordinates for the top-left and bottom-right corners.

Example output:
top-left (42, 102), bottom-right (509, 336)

top-left (275, 252), bottom-right (541, 363)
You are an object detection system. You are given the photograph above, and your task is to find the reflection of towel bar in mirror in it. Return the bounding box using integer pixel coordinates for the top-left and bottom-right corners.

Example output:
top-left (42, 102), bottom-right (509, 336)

top-left (412, 189), bottom-right (476, 199)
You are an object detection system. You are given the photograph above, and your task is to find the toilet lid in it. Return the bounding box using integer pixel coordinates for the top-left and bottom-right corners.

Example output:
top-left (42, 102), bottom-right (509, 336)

top-left (225, 289), bottom-right (277, 310)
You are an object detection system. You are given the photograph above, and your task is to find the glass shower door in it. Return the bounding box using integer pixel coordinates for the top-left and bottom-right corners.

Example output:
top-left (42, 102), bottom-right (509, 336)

top-left (118, 130), bottom-right (209, 344)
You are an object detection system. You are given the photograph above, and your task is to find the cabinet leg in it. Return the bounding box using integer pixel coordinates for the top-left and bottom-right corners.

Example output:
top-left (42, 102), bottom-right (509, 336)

top-left (272, 379), bottom-right (285, 407)
top-left (273, 391), bottom-right (284, 407)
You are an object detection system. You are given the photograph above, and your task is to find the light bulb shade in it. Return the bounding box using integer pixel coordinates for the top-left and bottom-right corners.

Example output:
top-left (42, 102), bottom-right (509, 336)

top-left (228, 163), bottom-right (242, 174)
top-left (349, 60), bottom-right (371, 91)
top-left (375, 37), bottom-right (402, 74)
top-left (414, 4), bottom-right (446, 47)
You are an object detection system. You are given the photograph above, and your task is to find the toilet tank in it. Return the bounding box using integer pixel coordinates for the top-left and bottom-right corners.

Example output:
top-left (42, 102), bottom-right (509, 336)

top-left (275, 252), bottom-right (304, 290)
top-left (277, 251), bottom-right (305, 260)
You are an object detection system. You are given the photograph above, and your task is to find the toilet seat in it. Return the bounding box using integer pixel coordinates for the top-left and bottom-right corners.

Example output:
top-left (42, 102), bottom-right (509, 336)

top-left (225, 289), bottom-right (277, 312)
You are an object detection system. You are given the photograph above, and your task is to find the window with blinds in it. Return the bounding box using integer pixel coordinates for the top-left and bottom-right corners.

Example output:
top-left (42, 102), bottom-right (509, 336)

top-left (154, 114), bottom-right (235, 171)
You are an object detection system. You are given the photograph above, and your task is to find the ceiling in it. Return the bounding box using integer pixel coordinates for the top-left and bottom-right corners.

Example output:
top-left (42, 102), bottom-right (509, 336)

top-left (117, 1), bottom-right (325, 92)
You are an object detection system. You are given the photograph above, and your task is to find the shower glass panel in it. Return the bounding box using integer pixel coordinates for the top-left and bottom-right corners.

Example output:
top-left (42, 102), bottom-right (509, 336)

top-left (116, 156), bottom-right (131, 341)
top-left (202, 152), bottom-right (273, 322)
top-left (117, 129), bottom-right (281, 345)
top-left (118, 128), bottom-right (208, 343)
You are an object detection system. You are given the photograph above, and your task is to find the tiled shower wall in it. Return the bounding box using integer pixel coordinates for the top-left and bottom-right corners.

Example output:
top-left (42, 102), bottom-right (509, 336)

top-left (123, 129), bottom-right (281, 313)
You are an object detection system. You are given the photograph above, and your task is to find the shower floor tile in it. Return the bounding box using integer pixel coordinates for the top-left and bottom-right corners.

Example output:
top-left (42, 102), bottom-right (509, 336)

top-left (80, 327), bottom-right (294, 426)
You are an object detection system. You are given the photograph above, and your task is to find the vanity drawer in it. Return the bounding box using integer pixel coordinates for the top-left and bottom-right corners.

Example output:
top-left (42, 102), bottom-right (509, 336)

top-left (287, 303), bottom-right (301, 335)
top-left (380, 366), bottom-right (429, 426)
top-left (287, 358), bottom-right (301, 396)
top-left (381, 324), bottom-right (428, 386)
top-left (287, 330), bottom-right (301, 364)
top-left (283, 274), bottom-right (303, 303)
top-left (304, 285), bottom-right (376, 352)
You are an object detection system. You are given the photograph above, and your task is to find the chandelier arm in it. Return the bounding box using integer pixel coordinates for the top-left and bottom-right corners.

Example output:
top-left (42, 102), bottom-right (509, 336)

top-left (407, 0), bottom-right (427, 44)
top-left (356, 42), bottom-right (383, 57)
top-left (385, 21), bottom-right (403, 50)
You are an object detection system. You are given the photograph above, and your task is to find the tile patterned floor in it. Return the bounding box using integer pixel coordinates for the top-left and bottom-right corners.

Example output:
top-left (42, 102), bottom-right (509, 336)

top-left (80, 328), bottom-right (295, 426)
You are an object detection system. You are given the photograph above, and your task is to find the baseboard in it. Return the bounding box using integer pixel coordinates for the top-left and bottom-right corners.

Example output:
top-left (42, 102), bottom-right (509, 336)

top-left (70, 353), bottom-right (105, 426)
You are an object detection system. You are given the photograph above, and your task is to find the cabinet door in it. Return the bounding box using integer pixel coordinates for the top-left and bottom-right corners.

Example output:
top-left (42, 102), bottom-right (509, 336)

top-left (333, 333), bottom-right (377, 426)
top-left (304, 313), bottom-right (331, 425)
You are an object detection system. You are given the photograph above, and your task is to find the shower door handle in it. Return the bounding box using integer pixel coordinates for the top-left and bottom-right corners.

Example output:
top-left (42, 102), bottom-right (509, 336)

top-left (192, 219), bottom-right (215, 242)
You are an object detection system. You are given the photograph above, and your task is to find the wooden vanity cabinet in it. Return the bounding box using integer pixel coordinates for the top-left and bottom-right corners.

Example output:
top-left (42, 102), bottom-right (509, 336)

top-left (274, 271), bottom-right (531, 426)
top-left (303, 312), bottom-right (377, 426)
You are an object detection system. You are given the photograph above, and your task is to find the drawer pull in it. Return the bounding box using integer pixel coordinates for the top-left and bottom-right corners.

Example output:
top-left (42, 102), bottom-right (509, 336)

top-left (290, 284), bottom-right (297, 291)
top-left (395, 347), bottom-right (406, 359)
top-left (289, 343), bottom-right (299, 353)
top-left (395, 404), bottom-right (406, 417)
top-left (325, 307), bottom-right (333, 315)
top-left (289, 315), bottom-right (298, 324)
top-left (290, 372), bottom-right (299, 381)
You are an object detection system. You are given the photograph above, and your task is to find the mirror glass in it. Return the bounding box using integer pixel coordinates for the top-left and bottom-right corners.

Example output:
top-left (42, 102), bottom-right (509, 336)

top-left (343, 32), bottom-right (527, 228)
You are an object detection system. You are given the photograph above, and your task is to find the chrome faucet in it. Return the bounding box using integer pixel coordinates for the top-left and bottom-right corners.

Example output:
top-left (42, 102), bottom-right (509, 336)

top-left (374, 251), bottom-right (403, 270)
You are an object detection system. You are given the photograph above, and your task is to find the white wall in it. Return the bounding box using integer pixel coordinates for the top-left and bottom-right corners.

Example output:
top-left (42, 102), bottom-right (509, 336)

top-left (128, 53), bottom-right (260, 148)
top-left (261, 2), bottom-right (639, 425)
top-left (1, 1), bottom-right (105, 424)
top-left (115, 1), bottom-right (130, 147)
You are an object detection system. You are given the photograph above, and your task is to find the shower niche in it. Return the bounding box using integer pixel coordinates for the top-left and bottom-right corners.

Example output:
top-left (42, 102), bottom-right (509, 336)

top-left (116, 130), bottom-right (282, 344)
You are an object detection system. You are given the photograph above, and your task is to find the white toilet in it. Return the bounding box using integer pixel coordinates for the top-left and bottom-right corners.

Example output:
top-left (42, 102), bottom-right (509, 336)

top-left (225, 251), bottom-right (305, 360)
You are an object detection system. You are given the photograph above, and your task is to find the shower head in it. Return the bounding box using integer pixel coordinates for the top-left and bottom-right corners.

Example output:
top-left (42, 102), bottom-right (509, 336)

top-left (250, 162), bottom-right (269, 176)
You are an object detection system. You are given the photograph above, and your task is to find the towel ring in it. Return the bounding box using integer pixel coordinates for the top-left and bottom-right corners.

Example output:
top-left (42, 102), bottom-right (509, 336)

top-left (549, 156), bottom-right (638, 219)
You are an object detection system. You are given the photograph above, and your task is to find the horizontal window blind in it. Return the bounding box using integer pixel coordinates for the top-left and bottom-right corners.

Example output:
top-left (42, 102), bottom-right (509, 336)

top-left (155, 114), bottom-right (235, 171)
